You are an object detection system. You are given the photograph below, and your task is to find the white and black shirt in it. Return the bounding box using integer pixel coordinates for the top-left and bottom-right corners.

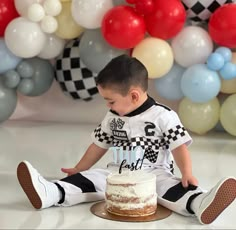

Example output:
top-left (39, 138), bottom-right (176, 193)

top-left (91, 96), bottom-right (192, 172)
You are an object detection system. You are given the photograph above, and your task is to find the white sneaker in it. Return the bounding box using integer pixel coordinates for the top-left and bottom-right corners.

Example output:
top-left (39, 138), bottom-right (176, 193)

top-left (17, 161), bottom-right (60, 209)
top-left (194, 177), bottom-right (236, 224)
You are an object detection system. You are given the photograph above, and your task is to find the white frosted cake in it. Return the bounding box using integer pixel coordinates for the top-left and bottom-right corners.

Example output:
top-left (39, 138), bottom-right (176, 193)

top-left (105, 171), bottom-right (157, 217)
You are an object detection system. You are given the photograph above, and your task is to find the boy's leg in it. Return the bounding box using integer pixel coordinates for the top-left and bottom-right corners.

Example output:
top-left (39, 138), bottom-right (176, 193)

top-left (191, 177), bottom-right (236, 224)
top-left (17, 161), bottom-right (110, 209)
top-left (55, 168), bottom-right (110, 206)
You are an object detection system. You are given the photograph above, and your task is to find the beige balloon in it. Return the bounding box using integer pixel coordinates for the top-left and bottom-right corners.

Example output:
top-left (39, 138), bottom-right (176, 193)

top-left (132, 37), bottom-right (174, 79)
top-left (178, 97), bottom-right (220, 135)
top-left (220, 52), bottom-right (236, 94)
top-left (220, 94), bottom-right (236, 136)
top-left (55, 1), bottom-right (84, 39)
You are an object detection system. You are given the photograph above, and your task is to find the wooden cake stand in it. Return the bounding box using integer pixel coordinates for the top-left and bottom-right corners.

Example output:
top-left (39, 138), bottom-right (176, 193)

top-left (90, 201), bottom-right (172, 222)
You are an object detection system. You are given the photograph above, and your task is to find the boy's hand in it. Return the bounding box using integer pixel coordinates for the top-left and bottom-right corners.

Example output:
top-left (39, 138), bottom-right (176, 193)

top-left (181, 174), bottom-right (198, 188)
top-left (61, 167), bottom-right (79, 176)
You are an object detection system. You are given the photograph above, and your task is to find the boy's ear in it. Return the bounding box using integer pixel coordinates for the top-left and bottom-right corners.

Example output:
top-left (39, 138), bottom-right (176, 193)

top-left (130, 89), bottom-right (140, 103)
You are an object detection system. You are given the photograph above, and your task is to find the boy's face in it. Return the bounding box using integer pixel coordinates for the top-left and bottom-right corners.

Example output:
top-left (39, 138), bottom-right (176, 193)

top-left (97, 85), bottom-right (136, 116)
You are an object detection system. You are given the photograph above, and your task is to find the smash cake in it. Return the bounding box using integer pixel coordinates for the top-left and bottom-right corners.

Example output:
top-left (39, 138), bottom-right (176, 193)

top-left (105, 170), bottom-right (157, 217)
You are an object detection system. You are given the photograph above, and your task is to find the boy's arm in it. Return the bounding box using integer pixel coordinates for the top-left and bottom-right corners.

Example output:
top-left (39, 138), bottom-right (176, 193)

top-left (172, 144), bottom-right (198, 188)
top-left (61, 143), bottom-right (107, 176)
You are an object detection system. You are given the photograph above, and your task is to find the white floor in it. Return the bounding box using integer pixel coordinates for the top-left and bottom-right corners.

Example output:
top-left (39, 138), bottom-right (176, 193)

top-left (0, 120), bottom-right (236, 229)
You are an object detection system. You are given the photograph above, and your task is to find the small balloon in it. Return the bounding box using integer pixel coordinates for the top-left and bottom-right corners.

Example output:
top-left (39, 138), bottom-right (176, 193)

top-left (40, 15), bottom-right (58, 34)
top-left (27, 3), bottom-right (45, 22)
top-left (17, 78), bottom-right (34, 95)
top-left (219, 62), bottom-right (236, 80)
top-left (43, 0), bottom-right (62, 16)
top-left (214, 47), bottom-right (232, 62)
top-left (16, 61), bottom-right (34, 78)
top-left (3, 70), bottom-right (21, 88)
top-left (206, 53), bottom-right (225, 71)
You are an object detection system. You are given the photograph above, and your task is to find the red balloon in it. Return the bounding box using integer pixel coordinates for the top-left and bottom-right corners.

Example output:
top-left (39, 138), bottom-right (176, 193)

top-left (145, 0), bottom-right (186, 40)
top-left (209, 4), bottom-right (236, 48)
top-left (101, 6), bottom-right (146, 49)
top-left (0, 0), bottom-right (19, 37)
top-left (134, 0), bottom-right (154, 15)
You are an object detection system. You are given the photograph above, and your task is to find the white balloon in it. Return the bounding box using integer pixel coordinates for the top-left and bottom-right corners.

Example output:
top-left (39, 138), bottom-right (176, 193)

top-left (27, 3), bottom-right (45, 22)
top-left (40, 15), bottom-right (58, 34)
top-left (14, 0), bottom-right (44, 17)
top-left (38, 34), bottom-right (66, 59)
top-left (5, 17), bottom-right (46, 58)
top-left (71, 0), bottom-right (114, 29)
top-left (171, 26), bottom-right (213, 68)
top-left (43, 0), bottom-right (62, 16)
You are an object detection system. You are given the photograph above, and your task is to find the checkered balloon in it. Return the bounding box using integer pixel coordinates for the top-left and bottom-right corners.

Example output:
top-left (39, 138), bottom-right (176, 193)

top-left (55, 39), bottom-right (98, 101)
top-left (182, 0), bottom-right (233, 22)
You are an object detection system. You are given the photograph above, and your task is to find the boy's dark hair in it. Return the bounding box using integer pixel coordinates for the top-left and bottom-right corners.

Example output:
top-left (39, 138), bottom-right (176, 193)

top-left (95, 54), bottom-right (148, 96)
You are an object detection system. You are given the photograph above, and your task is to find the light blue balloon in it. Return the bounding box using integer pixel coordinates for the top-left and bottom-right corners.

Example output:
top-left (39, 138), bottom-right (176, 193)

top-left (219, 62), bottom-right (236, 80)
top-left (206, 53), bottom-right (225, 71)
top-left (215, 47), bottom-right (232, 63)
top-left (0, 39), bottom-right (22, 74)
top-left (181, 64), bottom-right (221, 103)
top-left (79, 29), bottom-right (128, 73)
top-left (3, 70), bottom-right (21, 88)
top-left (154, 63), bottom-right (185, 101)
top-left (0, 78), bottom-right (17, 123)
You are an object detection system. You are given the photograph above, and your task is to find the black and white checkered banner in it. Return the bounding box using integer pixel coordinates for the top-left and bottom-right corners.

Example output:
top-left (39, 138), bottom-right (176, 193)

top-left (182, 0), bottom-right (233, 22)
top-left (55, 39), bottom-right (98, 101)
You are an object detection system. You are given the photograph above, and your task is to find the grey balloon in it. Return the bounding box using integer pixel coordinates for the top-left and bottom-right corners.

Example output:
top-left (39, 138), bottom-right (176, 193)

top-left (3, 70), bottom-right (21, 88)
top-left (0, 78), bottom-right (17, 123)
top-left (19, 58), bottom-right (54, 96)
top-left (16, 60), bottom-right (34, 78)
top-left (17, 78), bottom-right (34, 95)
top-left (79, 29), bottom-right (128, 73)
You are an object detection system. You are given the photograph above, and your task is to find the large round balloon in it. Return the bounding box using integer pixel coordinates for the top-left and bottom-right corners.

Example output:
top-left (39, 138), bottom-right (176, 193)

top-left (0, 39), bottom-right (22, 74)
top-left (4, 17), bottom-right (46, 58)
top-left (55, 39), bottom-right (98, 101)
top-left (145, 0), bottom-right (186, 40)
top-left (0, 0), bottom-right (19, 36)
top-left (209, 3), bottom-right (236, 48)
top-left (220, 94), bottom-right (236, 136)
top-left (79, 29), bottom-right (128, 73)
top-left (71, 0), bottom-right (114, 29)
top-left (101, 5), bottom-right (146, 49)
top-left (38, 34), bottom-right (66, 59)
top-left (171, 26), bottom-right (213, 68)
top-left (154, 62), bottom-right (185, 101)
top-left (55, 1), bottom-right (84, 39)
top-left (178, 97), bottom-right (220, 135)
top-left (0, 78), bottom-right (17, 123)
top-left (181, 64), bottom-right (221, 103)
top-left (182, 0), bottom-right (232, 22)
top-left (132, 37), bottom-right (174, 78)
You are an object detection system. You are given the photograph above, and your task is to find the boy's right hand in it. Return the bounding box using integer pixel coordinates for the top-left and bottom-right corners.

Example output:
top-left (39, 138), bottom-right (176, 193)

top-left (61, 167), bottom-right (79, 176)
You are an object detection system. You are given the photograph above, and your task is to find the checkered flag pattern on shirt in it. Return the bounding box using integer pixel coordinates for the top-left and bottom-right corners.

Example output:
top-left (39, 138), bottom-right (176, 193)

top-left (55, 39), bottom-right (98, 101)
top-left (182, 0), bottom-right (232, 22)
top-left (143, 148), bottom-right (158, 163)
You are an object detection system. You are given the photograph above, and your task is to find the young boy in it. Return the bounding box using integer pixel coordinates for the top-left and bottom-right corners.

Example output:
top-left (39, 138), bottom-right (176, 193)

top-left (17, 54), bottom-right (236, 225)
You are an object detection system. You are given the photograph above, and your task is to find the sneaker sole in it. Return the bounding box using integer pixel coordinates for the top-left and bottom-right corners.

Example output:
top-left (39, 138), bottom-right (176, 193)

top-left (200, 178), bottom-right (236, 224)
top-left (17, 162), bottom-right (42, 209)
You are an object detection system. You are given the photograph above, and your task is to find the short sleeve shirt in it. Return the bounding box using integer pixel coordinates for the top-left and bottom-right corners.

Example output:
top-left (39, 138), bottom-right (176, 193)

top-left (91, 96), bottom-right (192, 171)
